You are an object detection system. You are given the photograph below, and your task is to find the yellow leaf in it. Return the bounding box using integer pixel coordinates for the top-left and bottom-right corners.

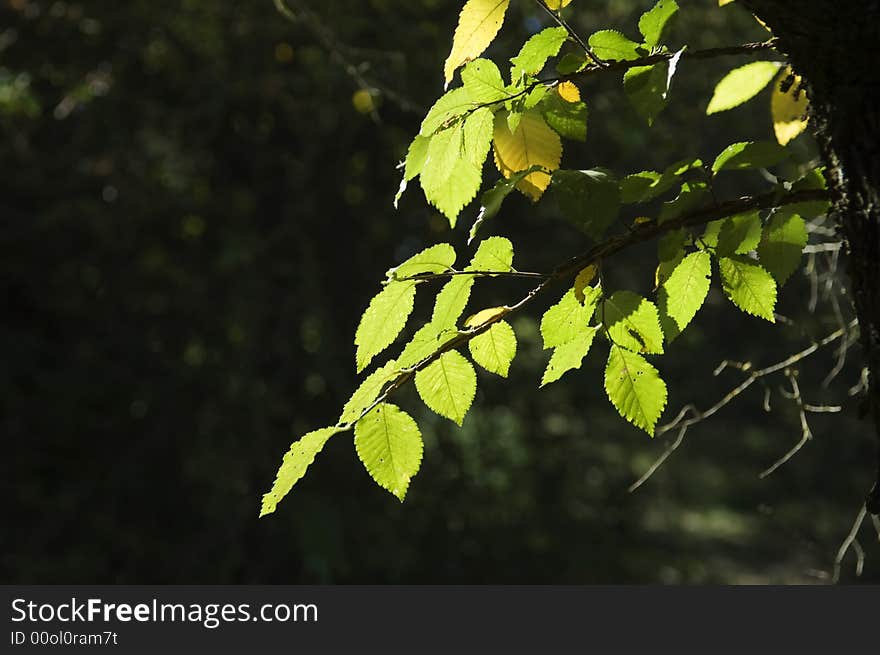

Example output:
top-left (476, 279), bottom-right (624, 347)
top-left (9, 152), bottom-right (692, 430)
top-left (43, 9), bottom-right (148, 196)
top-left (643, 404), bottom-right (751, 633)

top-left (464, 306), bottom-right (508, 328)
top-left (771, 67), bottom-right (809, 145)
top-left (573, 265), bottom-right (598, 304)
top-left (718, 0), bottom-right (735, 5)
top-left (443, 0), bottom-right (511, 86)
top-left (545, 0), bottom-right (575, 9)
top-left (557, 80), bottom-right (581, 103)
top-left (492, 110), bottom-right (562, 201)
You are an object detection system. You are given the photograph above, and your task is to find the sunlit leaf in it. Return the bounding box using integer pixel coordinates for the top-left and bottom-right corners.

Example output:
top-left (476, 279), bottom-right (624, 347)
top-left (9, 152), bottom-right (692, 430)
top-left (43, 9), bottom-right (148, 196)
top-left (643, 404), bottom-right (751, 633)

top-left (658, 250), bottom-right (711, 341)
top-left (541, 326), bottom-right (599, 386)
top-left (469, 320), bottom-right (517, 377)
top-left (718, 255), bottom-right (777, 322)
top-left (355, 403), bottom-right (423, 501)
top-left (414, 350), bottom-right (477, 425)
top-left (260, 427), bottom-right (341, 516)
top-left (493, 110), bottom-right (562, 201)
top-left (604, 346), bottom-right (667, 435)
top-left (602, 290), bottom-right (664, 354)
top-left (444, 0), bottom-right (512, 86)
top-left (706, 61), bottom-right (781, 114)
top-left (771, 67), bottom-right (809, 145)
top-left (757, 207), bottom-right (808, 284)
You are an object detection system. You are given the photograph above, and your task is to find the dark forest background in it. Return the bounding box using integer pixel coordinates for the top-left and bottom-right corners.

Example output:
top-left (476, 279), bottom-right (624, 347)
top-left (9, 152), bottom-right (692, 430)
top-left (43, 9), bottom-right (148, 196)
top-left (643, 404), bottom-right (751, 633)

top-left (3, 0), bottom-right (877, 583)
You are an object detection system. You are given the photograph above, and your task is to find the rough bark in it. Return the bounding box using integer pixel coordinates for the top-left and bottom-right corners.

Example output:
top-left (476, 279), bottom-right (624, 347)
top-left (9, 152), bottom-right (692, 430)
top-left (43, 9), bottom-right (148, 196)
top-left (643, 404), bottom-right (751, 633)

top-left (741, 1), bottom-right (880, 512)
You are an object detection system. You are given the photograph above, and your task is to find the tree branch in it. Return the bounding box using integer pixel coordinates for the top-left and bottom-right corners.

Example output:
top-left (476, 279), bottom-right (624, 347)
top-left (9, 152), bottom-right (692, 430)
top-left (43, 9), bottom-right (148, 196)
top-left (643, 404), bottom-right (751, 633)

top-left (344, 187), bottom-right (832, 431)
top-left (629, 317), bottom-right (856, 492)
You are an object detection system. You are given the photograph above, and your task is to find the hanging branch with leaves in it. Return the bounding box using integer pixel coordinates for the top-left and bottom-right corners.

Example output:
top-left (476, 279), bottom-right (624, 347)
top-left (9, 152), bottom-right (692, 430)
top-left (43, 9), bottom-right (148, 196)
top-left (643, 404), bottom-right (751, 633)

top-left (261, 0), bottom-right (836, 516)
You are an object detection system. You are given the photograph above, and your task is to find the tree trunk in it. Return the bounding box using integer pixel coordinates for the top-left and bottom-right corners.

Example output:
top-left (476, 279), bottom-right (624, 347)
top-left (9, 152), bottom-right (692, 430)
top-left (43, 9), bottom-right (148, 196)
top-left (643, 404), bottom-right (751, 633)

top-left (742, 1), bottom-right (880, 513)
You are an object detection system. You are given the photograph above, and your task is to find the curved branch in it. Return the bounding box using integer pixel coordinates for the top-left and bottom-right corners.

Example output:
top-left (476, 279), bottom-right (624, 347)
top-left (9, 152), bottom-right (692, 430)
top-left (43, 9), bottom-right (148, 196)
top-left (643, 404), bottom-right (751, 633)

top-left (344, 187), bottom-right (832, 430)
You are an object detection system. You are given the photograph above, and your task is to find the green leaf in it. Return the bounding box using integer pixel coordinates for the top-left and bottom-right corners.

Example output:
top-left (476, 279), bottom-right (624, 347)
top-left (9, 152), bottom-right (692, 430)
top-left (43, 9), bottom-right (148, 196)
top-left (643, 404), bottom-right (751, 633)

top-left (420, 87), bottom-right (474, 136)
top-left (260, 427), bottom-right (340, 516)
top-left (469, 320), bottom-right (517, 377)
top-left (602, 290), bottom-right (664, 354)
top-left (420, 107), bottom-right (494, 225)
top-left (414, 350), bottom-right (477, 425)
top-left (541, 326), bottom-right (599, 387)
top-left (339, 359), bottom-right (400, 425)
top-left (551, 169), bottom-right (620, 240)
top-left (716, 211), bottom-right (762, 255)
top-left (757, 208), bottom-right (808, 284)
top-left (620, 158), bottom-right (701, 204)
top-left (639, 0), bottom-right (679, 48)
top-left (511, 26), bottom-right (568, 79)
top-left (355, 403), bottom-right (423, 501)
top-left (470, 235), bottom-right (514, 272)
top-left (540, 91), bottom-right (588, 141)
top-left (557, 52), bottom-right (587, 75)
top-left (706, 61), bottom-right (782, 114)
top-left (395, 134), bottom-right (431, 208)
top-left (712, 140), bottom-right (788, 174)
top-left (432, 276), bottom-right (474, 329)
top-left (587, 30), bottom-right (641, 61)
top-left (397, 322), bottom-right (457, 370)
top-left (461, 58), bottom-right (507, 104)
top-left (355, 281), bottom-right (417, 372)
top-left (604, 346), bottom-right (668, 435)
top-left (390, 243), bottom-right (456, 279)
top-left (541, 286), bottom-right (601, 349)
top-left (658, 250), bottom-right (711, 341)
top-left (655, 228), bottom-right (688, 286)
top-left (718, 255), bottom-right (777, 322)
top-left (624, 63), bottom-right (669, 125)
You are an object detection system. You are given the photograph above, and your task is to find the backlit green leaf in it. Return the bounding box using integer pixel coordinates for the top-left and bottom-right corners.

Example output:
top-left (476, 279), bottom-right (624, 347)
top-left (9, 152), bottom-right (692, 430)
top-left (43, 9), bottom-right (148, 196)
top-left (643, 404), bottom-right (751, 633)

top-left (355, 281), bottom-right (417, 372)
top-left (716, 211), bottom-right (762, 255)
top-left (605, 346), bottom-right (668, 435)
top-left (260, 427), bottom-right (341, 516)
top-left (469, 320), bottom-right (517, 377)
top-left (639, 0), bottom-right (679, 48)
top-left (540, 91), bottom-right (588, 141)
top-left (588, 30), bottom-right (641, 61)
top-left (706, 61), bottom-right (781, 114)
top-left (511, 26), bottom-right (568, 79)
top-left (658, 250), bottom-right (711, 341)
top-left (355, 403), bottom-right (423, 501)
top-left (541, 286), bottom-right (601, 348)
top-left (624, 63), bottom-right (668, 125)
top-left (391, 243), bottom-right (456, 279)
top-left (541, 326), bottom-right (599, 386)
top-left (462, 58), bottom-right (507, 104)
top-left (397, 323), bottom-right (457, 370)
top-left (602, 290), bottom-right (664, 354)
top-left (757, 208), bottom-right (808, 284)
top-left (712, 140), bottom-right (788, 174)
top-left (339, 359), bottom-right (400, 425)
top-left (469, 235), bottom-right (514, 272)
top-left (718, 255), bottom-right (777, 322)
top-left (414, 350), bottom-right (477, 425)
top-left (420, 87), bottom-right (474, 136)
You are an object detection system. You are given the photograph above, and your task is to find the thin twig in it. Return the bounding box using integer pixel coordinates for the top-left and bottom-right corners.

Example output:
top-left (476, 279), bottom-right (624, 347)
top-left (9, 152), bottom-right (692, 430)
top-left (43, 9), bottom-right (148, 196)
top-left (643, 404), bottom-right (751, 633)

top-left (759, 370), bottom-right (812, 478)
top-left (630, 319), bottom-right (856, 491)
top-left (392, 269), bottom-right (549, 283)
top-left (532, 0), bottom-right (606, 67)
top-left (832, 506), bottom-right (867, 583)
